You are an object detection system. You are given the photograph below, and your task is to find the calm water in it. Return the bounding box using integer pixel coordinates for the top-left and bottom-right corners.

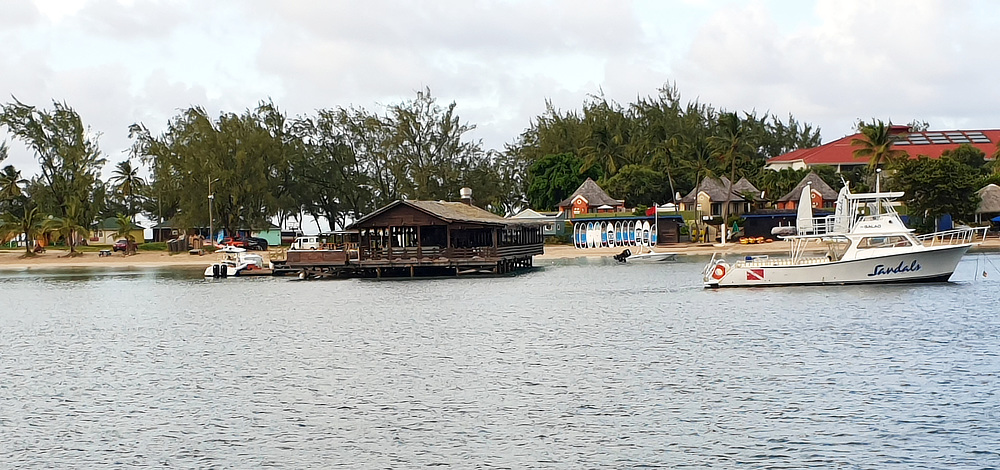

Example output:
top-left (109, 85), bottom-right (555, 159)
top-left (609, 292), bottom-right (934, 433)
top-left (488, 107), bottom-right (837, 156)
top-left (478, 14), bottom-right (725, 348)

top-left (1, 255), bottom-right (999, 468)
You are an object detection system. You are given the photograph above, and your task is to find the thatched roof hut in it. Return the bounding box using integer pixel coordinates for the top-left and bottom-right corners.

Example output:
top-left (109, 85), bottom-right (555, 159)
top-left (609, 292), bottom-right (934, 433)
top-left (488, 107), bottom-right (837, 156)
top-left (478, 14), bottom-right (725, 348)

top-left (557, 178), bottom-right (624, 209)
top-left (976, 184), bottom-right (1000, 214)
top-left (777, 172), bottom-right (839, 203)
top-left (680, 176), bottom-right (759, 203)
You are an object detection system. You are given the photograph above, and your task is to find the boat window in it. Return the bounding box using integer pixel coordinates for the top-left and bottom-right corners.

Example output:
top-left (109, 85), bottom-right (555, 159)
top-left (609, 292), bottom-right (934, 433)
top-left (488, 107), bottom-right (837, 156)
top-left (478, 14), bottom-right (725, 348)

top-left (857, 236), bottom-right (912, 249)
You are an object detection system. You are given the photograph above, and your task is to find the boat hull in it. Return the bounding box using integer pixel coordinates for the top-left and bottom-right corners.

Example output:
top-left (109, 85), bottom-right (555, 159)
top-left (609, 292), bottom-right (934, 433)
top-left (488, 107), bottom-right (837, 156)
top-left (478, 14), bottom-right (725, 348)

top-left (627, 252), bottom-right (678, 262)
top-left (204, 263), bottom-right (245, 278)
top-left (705, 244), bottom-right (971, 288)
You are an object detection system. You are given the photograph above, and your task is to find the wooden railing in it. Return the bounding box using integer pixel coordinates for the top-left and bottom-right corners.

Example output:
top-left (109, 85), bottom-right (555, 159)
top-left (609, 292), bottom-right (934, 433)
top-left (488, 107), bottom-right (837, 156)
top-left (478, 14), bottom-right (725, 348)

top-left (359, 245), bottom-right (520, 261)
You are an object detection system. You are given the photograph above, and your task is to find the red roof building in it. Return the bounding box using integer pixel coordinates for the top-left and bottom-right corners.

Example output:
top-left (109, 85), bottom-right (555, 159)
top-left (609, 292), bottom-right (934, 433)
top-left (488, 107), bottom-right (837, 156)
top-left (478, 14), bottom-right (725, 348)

top-left (766, 127), bottom-right (1000, 171)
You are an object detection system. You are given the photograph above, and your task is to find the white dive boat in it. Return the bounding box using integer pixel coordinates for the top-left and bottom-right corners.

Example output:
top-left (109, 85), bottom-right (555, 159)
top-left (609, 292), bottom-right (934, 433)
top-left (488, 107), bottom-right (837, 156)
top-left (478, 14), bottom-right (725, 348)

top-left (205, 246), bottom-right (265, 278)
top-left (703, 181), bottom-right (988, 288)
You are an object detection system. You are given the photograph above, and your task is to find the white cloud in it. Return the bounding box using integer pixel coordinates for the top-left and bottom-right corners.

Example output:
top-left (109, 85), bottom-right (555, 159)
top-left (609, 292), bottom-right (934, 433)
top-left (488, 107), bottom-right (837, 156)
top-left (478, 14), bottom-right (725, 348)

top-left (674, 0), bottom-right (1000, 139)
top-left (4, 0), bottom-right (1000, 178)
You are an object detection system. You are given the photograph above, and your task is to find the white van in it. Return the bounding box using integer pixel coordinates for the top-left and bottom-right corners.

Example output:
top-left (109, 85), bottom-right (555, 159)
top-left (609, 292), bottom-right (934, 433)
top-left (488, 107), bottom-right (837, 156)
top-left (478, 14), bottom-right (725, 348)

top-left (290, 236), bottom-right (320, 250)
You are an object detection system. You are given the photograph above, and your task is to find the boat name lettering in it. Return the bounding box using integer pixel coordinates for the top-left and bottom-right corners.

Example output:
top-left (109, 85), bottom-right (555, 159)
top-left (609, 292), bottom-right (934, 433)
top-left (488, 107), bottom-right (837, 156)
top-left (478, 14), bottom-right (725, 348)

top-left (868, 260), bottom-right (921, 277)
top-left (859, 223), bottom-right (882, 229)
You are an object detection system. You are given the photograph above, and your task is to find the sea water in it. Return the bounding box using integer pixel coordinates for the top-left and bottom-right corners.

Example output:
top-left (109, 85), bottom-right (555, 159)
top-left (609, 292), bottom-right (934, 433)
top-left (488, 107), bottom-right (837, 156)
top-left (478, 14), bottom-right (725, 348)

top-left (1, 255), bottom-right (999, 468)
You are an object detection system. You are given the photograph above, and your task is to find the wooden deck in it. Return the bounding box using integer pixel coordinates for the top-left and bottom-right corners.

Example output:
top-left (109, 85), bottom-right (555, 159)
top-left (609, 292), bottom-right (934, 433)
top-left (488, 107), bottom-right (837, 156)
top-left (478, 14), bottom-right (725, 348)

top-left (284, 243), bottom-right (543, 278)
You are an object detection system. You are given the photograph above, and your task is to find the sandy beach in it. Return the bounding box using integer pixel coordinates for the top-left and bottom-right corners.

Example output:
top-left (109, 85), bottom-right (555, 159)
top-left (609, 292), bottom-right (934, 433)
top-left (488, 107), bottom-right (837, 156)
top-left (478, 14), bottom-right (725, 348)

top-left (0, 243), bottom-right (784, 269)
top-left (0, 249), bottom-right (220, 269)
top-left (3, 237), bottom-right (998, 269)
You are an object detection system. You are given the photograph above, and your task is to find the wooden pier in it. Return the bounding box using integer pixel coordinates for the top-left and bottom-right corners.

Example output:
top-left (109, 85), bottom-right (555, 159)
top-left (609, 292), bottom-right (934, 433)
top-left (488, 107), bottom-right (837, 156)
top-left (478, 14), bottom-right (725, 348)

top-left (285, 199), bottom-right (544, 279)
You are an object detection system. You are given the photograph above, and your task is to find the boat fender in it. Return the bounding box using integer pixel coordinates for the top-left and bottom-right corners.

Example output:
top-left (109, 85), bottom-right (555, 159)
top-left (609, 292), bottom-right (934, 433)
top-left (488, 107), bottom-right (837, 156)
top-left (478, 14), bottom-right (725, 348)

top-left (712, 263), bottom-right (726, 280)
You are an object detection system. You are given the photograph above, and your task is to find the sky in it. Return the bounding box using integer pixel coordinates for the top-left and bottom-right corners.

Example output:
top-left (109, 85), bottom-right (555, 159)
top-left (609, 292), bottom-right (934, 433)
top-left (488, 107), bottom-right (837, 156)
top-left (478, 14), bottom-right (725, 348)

top-left (2, 0), bottom-right (1000, 179)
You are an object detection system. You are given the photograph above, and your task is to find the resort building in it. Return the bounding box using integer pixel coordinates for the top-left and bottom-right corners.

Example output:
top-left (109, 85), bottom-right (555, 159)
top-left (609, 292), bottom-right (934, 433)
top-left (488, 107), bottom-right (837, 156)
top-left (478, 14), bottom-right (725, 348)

top-left (766, 126), bottom-right (1000, 172)
top-left (90, 217), bottom-right (145, 245)
top-left (509, 208), bottom-right (566, 237)
top-left (556, 178), bottom-right (625, 217)
top-left (679, 176), bottom-right (760, 218)
top-left (283, 191), bottom-right (546, 278)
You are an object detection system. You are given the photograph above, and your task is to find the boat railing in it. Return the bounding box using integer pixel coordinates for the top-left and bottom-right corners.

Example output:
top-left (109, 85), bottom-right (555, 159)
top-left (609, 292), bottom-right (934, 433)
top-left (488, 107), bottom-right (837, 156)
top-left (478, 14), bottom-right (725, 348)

top-left (797, 215), bottom-right (845, 235)
top-left (916, 226), bottom-right (989, 246)
top-left (735, 256), bottom-right (829, 268)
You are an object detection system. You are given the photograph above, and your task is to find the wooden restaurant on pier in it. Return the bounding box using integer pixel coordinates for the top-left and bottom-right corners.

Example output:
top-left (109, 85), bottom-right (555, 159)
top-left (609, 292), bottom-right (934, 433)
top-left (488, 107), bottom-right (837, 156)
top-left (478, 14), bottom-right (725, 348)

top-left (286, 195), bottom-right (545, 278)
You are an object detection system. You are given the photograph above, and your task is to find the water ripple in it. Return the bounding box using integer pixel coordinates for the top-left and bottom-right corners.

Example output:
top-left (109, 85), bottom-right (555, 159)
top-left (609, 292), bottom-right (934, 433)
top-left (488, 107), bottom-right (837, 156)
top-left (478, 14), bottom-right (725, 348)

top-left (1, 258), bottom-right (999, 467)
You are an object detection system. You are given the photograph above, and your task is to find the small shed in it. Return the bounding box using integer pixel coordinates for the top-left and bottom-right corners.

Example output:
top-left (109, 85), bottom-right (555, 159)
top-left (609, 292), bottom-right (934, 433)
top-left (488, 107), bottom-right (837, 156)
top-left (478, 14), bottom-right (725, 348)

top-left (557, 178), bottom-right (625, 217)
top-left (776, 172), bottom-right (839, 210)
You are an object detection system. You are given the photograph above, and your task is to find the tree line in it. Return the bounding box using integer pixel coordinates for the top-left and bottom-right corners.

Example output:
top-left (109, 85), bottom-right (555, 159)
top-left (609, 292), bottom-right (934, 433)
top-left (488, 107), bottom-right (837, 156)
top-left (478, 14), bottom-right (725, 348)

top-left (3, 83), bottom-right (997, 255)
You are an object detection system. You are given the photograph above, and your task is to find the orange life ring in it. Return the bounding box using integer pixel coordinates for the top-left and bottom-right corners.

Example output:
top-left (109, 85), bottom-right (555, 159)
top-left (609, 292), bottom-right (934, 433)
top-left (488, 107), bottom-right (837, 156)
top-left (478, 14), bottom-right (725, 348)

top-left (712, 264), bottom-right (726, 280)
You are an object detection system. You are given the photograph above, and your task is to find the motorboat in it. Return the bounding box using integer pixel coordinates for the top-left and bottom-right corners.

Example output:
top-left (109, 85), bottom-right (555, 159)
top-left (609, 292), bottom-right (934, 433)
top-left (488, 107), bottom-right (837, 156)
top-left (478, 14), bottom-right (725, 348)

top-left (627, 249), bottom-right (678, 262)
top-left (205, 245), bottom-right (265, 278)
top-left (613, 246), bottom-right (678, 263)
top-left (703, 180), bottom-right (988, 288)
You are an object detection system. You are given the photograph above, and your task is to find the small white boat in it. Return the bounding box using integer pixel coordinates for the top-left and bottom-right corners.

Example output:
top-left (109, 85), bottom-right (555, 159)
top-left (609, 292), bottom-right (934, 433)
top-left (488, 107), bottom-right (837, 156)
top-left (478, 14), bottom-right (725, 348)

top-left (627, 249), bottom-right (678, 262)
top-left (703, 180), bottom-right (988, 288)
top-left (205, 246), bottom-right (265, 278)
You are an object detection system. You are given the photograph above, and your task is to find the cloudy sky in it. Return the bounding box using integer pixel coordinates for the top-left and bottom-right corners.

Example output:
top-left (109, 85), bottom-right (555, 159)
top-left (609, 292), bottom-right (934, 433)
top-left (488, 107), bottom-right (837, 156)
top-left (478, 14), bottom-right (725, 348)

top-left (2, 0), bottom-right (999, 177)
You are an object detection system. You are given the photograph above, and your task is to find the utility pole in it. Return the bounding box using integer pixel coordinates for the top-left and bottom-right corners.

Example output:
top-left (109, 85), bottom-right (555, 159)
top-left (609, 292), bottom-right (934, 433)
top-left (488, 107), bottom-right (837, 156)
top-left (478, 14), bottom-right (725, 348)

top-left (208, 177), bottom-right (219, 245)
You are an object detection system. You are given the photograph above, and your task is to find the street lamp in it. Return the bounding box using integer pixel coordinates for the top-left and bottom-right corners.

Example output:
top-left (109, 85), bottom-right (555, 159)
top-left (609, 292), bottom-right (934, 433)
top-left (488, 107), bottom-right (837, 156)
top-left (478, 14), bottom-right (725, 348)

top-left (208, 177), bottom-right (219, 245)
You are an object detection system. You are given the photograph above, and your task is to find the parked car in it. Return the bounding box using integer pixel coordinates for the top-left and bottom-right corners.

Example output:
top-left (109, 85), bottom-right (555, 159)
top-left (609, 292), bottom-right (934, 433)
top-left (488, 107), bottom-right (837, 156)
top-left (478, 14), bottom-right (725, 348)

top-left (245, 237), bottom-right (268, 251)
top-left (112, 239), bottom-right (129, 252)
top-left (220, 237), bottom-right (247, 248)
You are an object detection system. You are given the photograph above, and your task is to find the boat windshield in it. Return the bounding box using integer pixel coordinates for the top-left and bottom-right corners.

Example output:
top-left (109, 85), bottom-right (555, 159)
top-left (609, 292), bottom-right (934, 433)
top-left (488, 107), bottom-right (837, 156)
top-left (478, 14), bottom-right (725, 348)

top-left (823, 236), bottom-right (851, 261)
top-left (857, 235), bottom-right (912, 249)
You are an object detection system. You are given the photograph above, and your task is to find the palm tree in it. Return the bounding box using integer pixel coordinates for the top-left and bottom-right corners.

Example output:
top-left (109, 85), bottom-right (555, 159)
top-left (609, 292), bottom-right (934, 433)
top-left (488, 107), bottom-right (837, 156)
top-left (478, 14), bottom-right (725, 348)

top-left (678, 135), bottom-right (716, 240)
top-left (112, 213), bottom-right (138, 255)
top-left (109, 159), bottom-right (146, 218)
top-left (42, 202), bottom-right (89, 256)
top-left (709, 112), bottom-right (754, 243)
top-left (0, 203), bottom-right (46, 257)
top-left (0, 165), bottom-right (26, 203)
top-left (851, 119), bottom-right (908, 172)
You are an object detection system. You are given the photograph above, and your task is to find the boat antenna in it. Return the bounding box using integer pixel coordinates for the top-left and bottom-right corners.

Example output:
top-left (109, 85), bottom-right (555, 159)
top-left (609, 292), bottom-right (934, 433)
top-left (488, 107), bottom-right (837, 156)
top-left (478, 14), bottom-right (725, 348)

top-left (875, 168), bottom-right (882, 215)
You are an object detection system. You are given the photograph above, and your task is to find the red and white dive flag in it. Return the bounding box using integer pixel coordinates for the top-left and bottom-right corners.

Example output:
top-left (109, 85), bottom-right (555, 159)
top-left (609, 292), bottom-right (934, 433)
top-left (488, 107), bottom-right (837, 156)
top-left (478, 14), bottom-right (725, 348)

top-left (746, 268), bottom-right (765, 281)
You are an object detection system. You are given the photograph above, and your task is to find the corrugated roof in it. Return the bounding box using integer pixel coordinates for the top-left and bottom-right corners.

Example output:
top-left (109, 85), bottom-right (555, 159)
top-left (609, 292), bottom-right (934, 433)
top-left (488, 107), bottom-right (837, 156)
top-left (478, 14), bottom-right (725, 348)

top-left (680, 176), bottom-right (759, 203)
top-left (976, 184), bottom-right (1000, 213)
top-left (767, 129), bottom-right (1000, 167)
top-left (406, 200), bottom-right (510, 224)
top-left (349, 199), bottom-right (519, 228)
top-left (556, 178), bottom-right (624, 208)
top-left (93, 217), bottom-right (144, 230)
top-left (777, 172), bottom-right (840, 202)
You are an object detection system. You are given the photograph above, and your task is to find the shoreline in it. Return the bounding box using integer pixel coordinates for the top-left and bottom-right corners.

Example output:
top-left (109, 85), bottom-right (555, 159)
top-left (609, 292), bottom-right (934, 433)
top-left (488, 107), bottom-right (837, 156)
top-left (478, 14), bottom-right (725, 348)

top-left (2, 238), bottom-right (999, 269)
